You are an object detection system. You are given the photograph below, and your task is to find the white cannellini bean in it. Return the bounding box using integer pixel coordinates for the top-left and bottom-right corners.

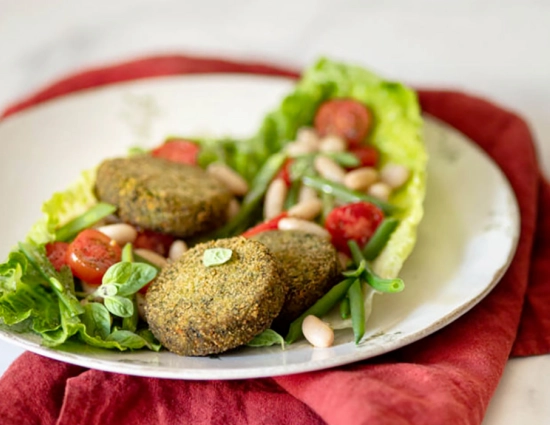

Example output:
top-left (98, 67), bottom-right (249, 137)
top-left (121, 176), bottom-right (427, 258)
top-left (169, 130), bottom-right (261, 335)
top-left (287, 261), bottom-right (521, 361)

top-left (168, 240), bottom-right (188, 261)
top-left (367, 182), bottom-right (392, 202)
top-left (298, 185), bottom-right (319, 203)
top-left (288, 199), bottom-right (323, 221)
top-left (343, 167), bottom-right (379, 192)
top-left (136, 292), bottom-right (147, 321)
top-left (380, 163), bottom-right (410, 189)
top-left (314, 156), bottom-right (346, 183)
top-left (319, 135), bottom-right (347, 153)
top-left (296, 127), bottom-right (320, 147)
top-left (278, 217), bottom-right (330, 239)
top-left (264, 178), bottom-right (288, 220)
top-left (285, 141), bottom-right (317, 156)
top-left (134, 248), bottom-right (169, 268)
top-left (226, 198), bottom-right (240, 221)
top-left (302, 315), bottom-right (334, 348)
top-left (96, 223), bottom-right (137, 246)
top-left (207, 163), bottom-right (249, 196)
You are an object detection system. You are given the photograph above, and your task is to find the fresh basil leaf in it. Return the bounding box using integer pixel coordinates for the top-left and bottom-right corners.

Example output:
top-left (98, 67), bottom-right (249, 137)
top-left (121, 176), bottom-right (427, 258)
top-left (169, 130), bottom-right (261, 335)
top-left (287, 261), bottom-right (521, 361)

top-left (104, 296), bottom-right (134, 318)
top-left (247, 329), bottom-right (285, 349)
top-left (106, 330), bottom-right (150, 349)
top-left (122, 297), bottom-right (138, 333)
top-left (102, 262), bottom-right (157, 297)
top-left (81, 302), bottom-right (111, 339)
top-left (203, 248), bottom-right (232, 267)
top-left (137, 329), bottom-right (162, 352)
top-left (96, 283), bottom-right (118, 298)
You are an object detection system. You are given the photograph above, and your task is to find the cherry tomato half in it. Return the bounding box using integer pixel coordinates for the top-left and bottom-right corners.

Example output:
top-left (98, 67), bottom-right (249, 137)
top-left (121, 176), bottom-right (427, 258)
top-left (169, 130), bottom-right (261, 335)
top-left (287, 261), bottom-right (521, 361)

top-left (134, 229), bottom-right (175, 257)
top-left (324, 202), bottom-right (384, 255)
top-left (349, 145), bottom-right (379, 169)
top-left (66, 229), bottom-right (122, 285)
top-left (45, 241), bottom-right (69, 272)
top-left (314, 99), bottom-right (372, 147)
top-left (242, 213), bottom-right (289, 238)
top-left (151, 139), bottom-right (200, 165)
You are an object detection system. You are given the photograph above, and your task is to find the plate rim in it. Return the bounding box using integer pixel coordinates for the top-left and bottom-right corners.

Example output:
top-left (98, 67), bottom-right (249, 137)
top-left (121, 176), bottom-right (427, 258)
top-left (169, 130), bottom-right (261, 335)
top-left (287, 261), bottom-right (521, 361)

top-left (0, 74), bottom-right (521, 379)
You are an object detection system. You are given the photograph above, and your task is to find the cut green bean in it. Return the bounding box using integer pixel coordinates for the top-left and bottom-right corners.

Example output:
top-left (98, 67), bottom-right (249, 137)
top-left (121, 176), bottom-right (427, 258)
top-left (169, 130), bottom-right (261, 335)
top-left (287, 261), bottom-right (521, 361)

top-left (55, 203), bottom-right (117, 242)
top-left (285, 277), bottom-right (355, 344)
top-left (348, 240), bottom-right (405, 294)
top-left (301, 175), bottom-right (397, 215)
top-left (284, 180), bottom-right (301, 210)
top-left (348, 278), bottom-right (365, 343)
top-left (210, 152), bottom-right (287, 238)
top-left (362, 218), bottom-right (399, 260)
top-left (321, 192), bottom-right (335, 224)
top-left (122, 243), bottom-right (134, 263)
top-left (339, 296), bottom-right (351, 320)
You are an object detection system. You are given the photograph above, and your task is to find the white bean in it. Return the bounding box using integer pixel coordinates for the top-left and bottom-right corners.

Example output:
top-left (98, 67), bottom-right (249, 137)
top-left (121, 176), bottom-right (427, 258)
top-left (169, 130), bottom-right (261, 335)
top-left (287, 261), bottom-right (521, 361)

top-left (264, 178), bottom-right (288, 220)
top-left (288, 199), bottom-right (323, 221)
top-left (226, 198), bottom-right (240, 221)
top-left (367, 182), bottom-right (392, 202)
top-left (134, 248), bottom-right (168, 268)
top-left (285, 141), bottom-right (317, 156)
top-left (296, 127), bottom-right (320, 147)
top-left (168, 240), bottom-right (188, 261)
top-left (380, 163), bottom-right (410, 189)
top-left (278, 217), bottom-right (330, 238)
top-left (96, 223), bottom-right (137, 246)
top-left (298, 185), bottom-right (319, 203)
top-left (207, 163), bottom-right (249, 196)
top-left (314, 156), bottom-right (346, 183)
top-left (319, 135), bottom-right (347, 153)
top-left (343, 167), bottom-right (379, 192)
top-left (302, 315), bottom-right (334, 348)
top-left (136, 292), bottom-right (147, 321)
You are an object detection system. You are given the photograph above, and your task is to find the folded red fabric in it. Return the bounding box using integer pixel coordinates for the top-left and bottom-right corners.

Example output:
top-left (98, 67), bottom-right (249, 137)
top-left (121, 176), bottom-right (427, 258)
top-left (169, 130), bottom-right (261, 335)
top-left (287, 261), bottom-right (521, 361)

top-left (1, 55), bottom-right (548, 425)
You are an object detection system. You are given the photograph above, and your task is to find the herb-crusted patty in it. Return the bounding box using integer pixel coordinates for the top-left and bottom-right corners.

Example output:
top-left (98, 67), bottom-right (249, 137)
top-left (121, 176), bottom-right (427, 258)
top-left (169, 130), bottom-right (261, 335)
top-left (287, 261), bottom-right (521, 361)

top-left (145, 237), bottom-right (286, 356)
top-left (252, 230), bottom-right (341, 330)
top-left (95, 155), bottom-right (233, 237)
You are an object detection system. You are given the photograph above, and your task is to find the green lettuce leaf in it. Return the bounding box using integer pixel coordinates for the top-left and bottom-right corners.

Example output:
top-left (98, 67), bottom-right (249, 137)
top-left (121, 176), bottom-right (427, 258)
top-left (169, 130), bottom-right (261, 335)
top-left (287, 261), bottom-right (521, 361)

top-left (251, 58), bottom-right (427, 279)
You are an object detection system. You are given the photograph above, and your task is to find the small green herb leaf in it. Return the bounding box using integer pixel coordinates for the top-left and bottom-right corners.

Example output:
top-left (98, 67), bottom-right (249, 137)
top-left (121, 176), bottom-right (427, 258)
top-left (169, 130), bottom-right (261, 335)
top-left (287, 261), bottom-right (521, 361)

top-left (97, 283), bottom-right (118, 298)
top-left (81, 302), bottom-right (111, 339)
top-left (247, 329), bottom-right (285, 349)
top-left (106, 330), bottom-right (150, 349)
top-left (102, 262), bottom-right (157, 296)
top-left (203, 248), bottom-right (233, 267)
top-left (104, 296), bottom-right (134, 318)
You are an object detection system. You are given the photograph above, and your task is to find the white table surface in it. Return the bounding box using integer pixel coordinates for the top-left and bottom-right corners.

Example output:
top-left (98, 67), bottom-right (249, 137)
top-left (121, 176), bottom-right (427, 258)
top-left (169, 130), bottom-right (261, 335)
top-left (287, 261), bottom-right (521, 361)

top-left (0, 1), bottom-right (549, 423)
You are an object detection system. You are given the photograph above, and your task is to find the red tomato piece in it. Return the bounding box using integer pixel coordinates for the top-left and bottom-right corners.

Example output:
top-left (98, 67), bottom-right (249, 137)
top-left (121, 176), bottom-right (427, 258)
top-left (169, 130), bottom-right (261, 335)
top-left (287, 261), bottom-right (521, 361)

top-left (66, 229), bottom-right (122, 285)
top-left (275, 158), bottom-right (294, 187)
top-left (134, 229), bottom-right (175, 257)
top-left (349, 145), bottom-right (379, 169)
top-left (45, 242), bottom-right (69, 272)
top-left (324, 202), bottom-right (384, 254)
top-left (241, 213), bottom-right (289, 238)
top-left (314, 99), bottom-right (372, 147)
top-left (138, 282), bottom-right (151, 295)
top-left (151, 139), bottom-right (200, 165)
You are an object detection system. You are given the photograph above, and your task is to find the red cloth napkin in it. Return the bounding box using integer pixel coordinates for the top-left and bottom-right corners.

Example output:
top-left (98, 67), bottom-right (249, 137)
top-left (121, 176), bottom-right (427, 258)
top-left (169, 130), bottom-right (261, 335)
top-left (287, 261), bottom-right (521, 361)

top-left (1, 54), bottom-right (549, 425)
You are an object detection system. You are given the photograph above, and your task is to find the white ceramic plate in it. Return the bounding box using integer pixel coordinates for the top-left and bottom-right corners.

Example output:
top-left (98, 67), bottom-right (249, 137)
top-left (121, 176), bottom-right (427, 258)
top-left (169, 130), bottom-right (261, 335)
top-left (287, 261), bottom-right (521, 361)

top-left (0, 75), bottom-right (519, 379)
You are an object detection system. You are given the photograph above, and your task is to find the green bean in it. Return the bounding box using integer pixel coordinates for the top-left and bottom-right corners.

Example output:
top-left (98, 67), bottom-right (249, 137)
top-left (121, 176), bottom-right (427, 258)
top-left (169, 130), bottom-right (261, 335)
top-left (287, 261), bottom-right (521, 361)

top-left (122, 243), bottom-right (134, 263)
top-left (209, 152), bottom-right (287, 238)
top-left (285, 277), bottom-right (355, 344)
top-left (362, 218), bottom-right (399, 260)
top-left (55, 203), bottom-right (117, 242)
top-left (348, 278), bottom-right (365, 344)
top-left (321, 192), bottom-right (335, 224)
top-left (284, 180), bottom-right (301, 210)
top-left (301, 175), bottom-right (397, 215)
top-left (348, 240), bottom-right (404, 294)
top-left (339, 296), bottom-right (351, 320)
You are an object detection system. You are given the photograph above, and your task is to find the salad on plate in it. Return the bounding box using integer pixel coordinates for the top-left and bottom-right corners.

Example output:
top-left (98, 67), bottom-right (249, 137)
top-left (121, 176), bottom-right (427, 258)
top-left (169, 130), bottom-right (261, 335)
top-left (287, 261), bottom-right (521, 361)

top-left (0, 58), bottom-right (426, 356)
